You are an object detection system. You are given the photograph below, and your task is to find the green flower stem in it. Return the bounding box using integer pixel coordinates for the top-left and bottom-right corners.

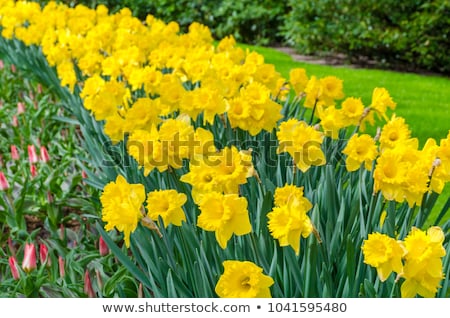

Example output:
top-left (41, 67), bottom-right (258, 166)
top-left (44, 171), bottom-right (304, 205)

top-left (389, 278), bottom-right (398, 298)
top-left (308, 99), bottom-right (318, 125)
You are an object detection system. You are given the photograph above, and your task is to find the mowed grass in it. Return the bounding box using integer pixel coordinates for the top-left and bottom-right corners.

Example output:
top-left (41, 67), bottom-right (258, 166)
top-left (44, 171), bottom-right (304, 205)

top-left (244, 45), bottom-right (450, 144)
top-left (242, 44), bottom-right (450, 222)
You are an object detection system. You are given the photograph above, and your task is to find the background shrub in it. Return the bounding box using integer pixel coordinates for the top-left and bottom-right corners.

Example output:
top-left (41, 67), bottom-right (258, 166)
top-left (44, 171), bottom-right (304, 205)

top-left (282, 0), bottom-right (450, 74)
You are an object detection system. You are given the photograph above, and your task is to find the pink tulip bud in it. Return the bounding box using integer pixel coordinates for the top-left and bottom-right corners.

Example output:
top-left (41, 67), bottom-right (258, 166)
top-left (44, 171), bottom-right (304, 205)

top-left (84, 270), bottom-right (96, 298)
top-left (12, 115), bottom-right (19, 127)
top-left (0, 171), bottom-right (9, 191)
top-left (10, 64), bottom-right (16, 73)
top-left (9, 256), bottom-right (20, 280)
top-left (30, 164), bottom-right (37, 178)
top-left (22, 243), bottom-right (37, 273)
top-left (39, 244), bottom-right (51, 266)
top-left (40, 146), bottom-right (50, 163)
top-left (11, 145), bottom-right (20, 160)
top-left (81, 171), bottom-right (88, 185)
top-left (17, 102), bottom-right (25, 115)
top-left (0, 59), bottom-right (4, 69)
top-left (28, 145), bottom-right (38, 164)
top-left (99, 236), bottom-right (109, 256)
top-left (58, 256), bottom-right (65, 278)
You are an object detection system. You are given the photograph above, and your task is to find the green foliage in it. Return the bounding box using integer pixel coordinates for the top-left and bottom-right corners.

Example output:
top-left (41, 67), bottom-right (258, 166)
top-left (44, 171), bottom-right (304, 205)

top-left (0, 44), bottom-right (139, 298)
top-left (0, 59), bottom-right (86, 236)
top-left (207, 0), bottom-right (286, 45)
top-left (282, 0), bottom-right (450, 74)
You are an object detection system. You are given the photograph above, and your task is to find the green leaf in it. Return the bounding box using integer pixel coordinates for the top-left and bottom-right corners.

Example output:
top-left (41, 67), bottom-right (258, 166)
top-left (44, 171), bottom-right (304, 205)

top-left (103, 266), bottom-right (130, 296)
top-left (363, 279), bottom-right (376, 298)
top-left (96, 223), bottom-right (152, 289)
top-left (166, 271), bottom-right (178, 297)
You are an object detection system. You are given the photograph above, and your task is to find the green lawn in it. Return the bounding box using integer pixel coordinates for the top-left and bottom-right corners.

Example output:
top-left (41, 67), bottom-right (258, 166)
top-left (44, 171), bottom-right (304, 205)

top-left (242, 44), bottom-right (450, 222)
top-left (243, 45), bottom-right (450, 145)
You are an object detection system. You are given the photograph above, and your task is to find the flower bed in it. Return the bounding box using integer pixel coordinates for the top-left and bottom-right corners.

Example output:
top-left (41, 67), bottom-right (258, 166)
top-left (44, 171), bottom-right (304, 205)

top-left (0, 1), bottom-right (449, 297)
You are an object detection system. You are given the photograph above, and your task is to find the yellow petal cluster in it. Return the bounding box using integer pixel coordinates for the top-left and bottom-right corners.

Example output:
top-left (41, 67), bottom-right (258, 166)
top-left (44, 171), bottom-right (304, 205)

top-left (227, 82), bottom-right (283, 135)
top-left (401, 227), bottom-right (446, 298)
top-left (370, 87), bottom-right (397, 120)
top-left (277, 119), bottom-right (326, 172)
top-left (180, 146), bottom-right (254, 202)
top-left (430, 131), bottom-right (450, 193)
top-left (197, 192), bottom-right (252, 249)
top-left (374, 124), bottom-right (450, 207)
top-left (100, 175), bottom-right (146, 247)
top-left (342, 134), bottom-right (378, 171)
top-left (341, 97), bottom-right (364, 126)
top-left (146, 189), bottom-right (187, 227)
top-left (127, 116), bottom-right (196, 174)
top-left (268, 185), bottom-right (313, 255)
top-left (303, 75), bottom-right (344, 109)
top-left (361, 232), bottom-right (404, 281)
top-left (215, 260), bottom-right (274, 298)
top-left (289, 68), bottom-right (308, 96)
top-left (379, 115), bottom-right (412, 151)
top-left (363, 227), bottom-right (446, 298)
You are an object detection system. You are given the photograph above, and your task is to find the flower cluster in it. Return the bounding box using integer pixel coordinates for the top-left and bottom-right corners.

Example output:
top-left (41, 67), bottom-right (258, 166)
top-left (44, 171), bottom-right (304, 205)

top-left (362, 227), bottom-right (446, 297)
top-left (373, 121), bottom-right (450, 207)
top-left (146, 189), bottom-right (187, 227)
top-left (100, 175), bottom-right (146, 247)
top-left (180, 146), bottom-right (254, 202)
top-left (127, 115), bottom-right (196, 174)
top-left (197, 192), bottom-right (252, 249)
top-left (100, 175), bottom-right (187, 246)
top-left (361, 233), bottom-right (404, 282)
top-left (215, 260), bottom-right (274, 298)
top-left (401, 227), bottom-right (446, 298)
top-left (8, 242), bottom-right (55, 280)
top-left (0, 1), bottom-right (288, 142)
top-left (342, 134), bottom-right (378, 171)
top-left (179, 145), bottom-right (256, 248)
top-left (276, 119), bottom-right (325, 172)
top-left (268, 185), bottom-right (314, 255)
top-left (340, 113), bottom-right (450, 207)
